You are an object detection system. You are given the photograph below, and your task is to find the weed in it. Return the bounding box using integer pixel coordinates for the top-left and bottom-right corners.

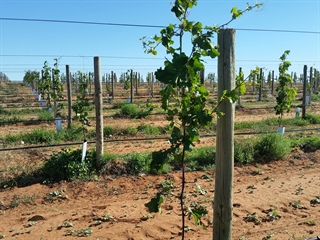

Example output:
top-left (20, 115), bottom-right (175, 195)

top-left (262, 231), bottom-right (274, 240)
top-left (60, 221), bottom-right (73, 228)
top-left (263, 206), bottom-right (281, 221)
top-left (251, 168), bottom-right (263, 175)
top-left (290, 200), bottom-right (305, 209)
top-left (28, 221), bottom-right (37, 227)
top-left (304, 220), bottom-right (316, 226)
top-left (243, 212), bottom-right (260, 225)
top-left (42, 149), bottom-right (96, 182)
top-left (66, 228), bottom-right (92, 237)
top-left (234, 138), bottom-right (255, 164)
top-left (295, 184), bottom-right (303, 195)
top-left (37, 110), bottom-right (54, 121)
top-left (103, 125), bottom-right (114, 136)
top-left (137, 124), bottom-right (160, 135)
top-left (122, 152), bottom-right (151, 175)
top-left (304, 113), bottom-right (320, 124)
top-left (254, 133), bottom-right (291, 162)
top-left (120, 103), bottom-right (152, 118)
top-left (46, 189), bottom-right (68, 202)
top-left (310, 196), bottom-right (320, 205)
top-left (239, 236), bottom-right (247, 240)
top-left (200, 173), bottom-right (213, 181)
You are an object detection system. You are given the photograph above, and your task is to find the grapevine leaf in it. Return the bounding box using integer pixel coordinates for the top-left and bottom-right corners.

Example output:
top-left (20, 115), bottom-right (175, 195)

top-left (145, 193), bottom-right (164, 213)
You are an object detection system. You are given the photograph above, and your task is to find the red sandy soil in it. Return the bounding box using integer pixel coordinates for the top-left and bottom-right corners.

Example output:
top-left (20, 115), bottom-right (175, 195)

top-left (0, 149), bottom-right (319, 240)
top-left (1, 84), bottom-right (320, 239)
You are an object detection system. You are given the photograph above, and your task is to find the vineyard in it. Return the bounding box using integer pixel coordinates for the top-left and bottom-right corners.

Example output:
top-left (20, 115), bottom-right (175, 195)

top-left (0, 68), bottom-right (320, 239)
top-left (1, 1), bottom-right (320, 238)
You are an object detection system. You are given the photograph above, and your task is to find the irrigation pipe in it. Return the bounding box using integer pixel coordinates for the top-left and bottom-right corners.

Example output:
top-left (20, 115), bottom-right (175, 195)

top-left (1, 127), bottom-right (320, 152)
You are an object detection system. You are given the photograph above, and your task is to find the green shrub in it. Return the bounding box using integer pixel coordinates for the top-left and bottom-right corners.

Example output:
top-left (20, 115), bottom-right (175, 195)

top-left (120, 104), bottom-right (140, 117)
top-left (0, 116), bottom-right (21, 125)
top-left (6, 128), bottom-right (51, 145)
top-left (234, 121), bottom-right (255, 130)
top-left (305, 114), bottom-right (320, 124)
top-left (59, 126), bottom-right (84, 142)
top-left (138, 124), bottom-right (160, 135)
top-left (120, 103), bottom-right (153, 118)
top-left (292, 118), bottom-right (308, 127)
top-left (185, 146), bottom-right (215, 171)
top-left (119, 127), bottom-right (138, 136)
top-left (42, 149), bottom-right (96, 182)
top-left (103, 126), bottom-right (114, 136)
top-left (295, 135), bottom-right (320, 152)
top-left (311, 93), bottom-right (320, 102)
top-left (234, 138), bottom-right (255, 164)
top-left (159, 124), bottom-right (173, 134)
top-left (254, 133), bottom-right (291, 162)
top-left (263, 117), bottom-right (279, 126)
top-left (4, 134), bottom-right (22, 144)
top-left (38, 110), bottom-right (54, 121)
top-left (122, 153), bottom-right (151, 175)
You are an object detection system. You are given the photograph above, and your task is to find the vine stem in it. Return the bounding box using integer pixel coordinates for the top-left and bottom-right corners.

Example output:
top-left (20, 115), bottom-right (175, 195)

top-left (179, 10), bottom-right (186, 239)
top-left (180, 132), bottom-right (186, 239)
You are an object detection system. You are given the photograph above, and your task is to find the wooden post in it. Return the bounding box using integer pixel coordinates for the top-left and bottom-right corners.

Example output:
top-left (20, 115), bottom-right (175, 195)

top-left (52, 71), bottom-right (57, 118)
top-left (271, 70), bottom-right (275, 95)
top-left (316, 69), bottom-right (319, 92)
top-left (309, 67), bottom-right (313, 100)
top-left (94, 57), bottom-right (104, 169)
top-left (302, 65), bottom-right (307, 119)
top-left (258, 68), bottom-right (262, 101)
top-left (237, 67), bottom-right (242, 106)
top-left (130, 69), bottom-right (133, 103)
top-left (111, 71), bottom-right (115, 100)
top-left (66, 65), bottom-right (72, 129)
top-left (135, 72), bottom-right (138, 96)
top-left (88, 72), bottom-right (91, 95)
top-left (213, 28), bottom-right (235, 240)
top-left (200, 69), bottom-right (205, 85)
top-left (151, 72), bottom-right (154, 98)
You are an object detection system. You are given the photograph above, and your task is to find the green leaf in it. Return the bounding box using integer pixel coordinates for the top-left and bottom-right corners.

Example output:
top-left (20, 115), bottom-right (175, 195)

top-left (231, 6), bottom-right (243, 19)
top-left (145, 193), bottom-right (164, 213)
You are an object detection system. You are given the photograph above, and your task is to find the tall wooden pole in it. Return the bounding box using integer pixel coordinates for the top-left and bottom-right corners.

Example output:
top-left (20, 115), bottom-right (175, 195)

top-left (94, 57), bottom-right (104, 169)
top-left (258, 68), bottom-right (263, 101)
top-left (111, 71), bottom-right (114, 100)
top-left (237, 67), bottom-right (242, 106)
top-left (66, 65), bottom-right (72, 129)
top-left (130, 69), bottom-right (133, 103)
top-left (302, 65), bottom-right (307, 119)
top-left (271, 70), bottom-right (275, 95)
top-left (200, 69), bottom-right (205, 85)
top-left (52, 71), bottom-right (57, 118)
top-left (135, 72), bottom-right (138, 95)
top-left (151, 72), bottom-right (154, 98)
top-left (309, 67), bottom-right (313, 102)
top-left (213, 28), bottom-right (235, 240)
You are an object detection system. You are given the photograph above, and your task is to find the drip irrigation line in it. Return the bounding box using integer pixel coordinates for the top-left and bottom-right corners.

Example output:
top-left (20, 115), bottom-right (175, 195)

top-left (0, 136), bottom-right (168, 152)
top-left (1, 127), bottom-right (320, 152)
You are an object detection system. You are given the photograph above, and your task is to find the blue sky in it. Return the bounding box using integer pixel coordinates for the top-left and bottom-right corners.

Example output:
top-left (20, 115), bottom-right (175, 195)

top-left (0, 0), bottom-right (319, 81)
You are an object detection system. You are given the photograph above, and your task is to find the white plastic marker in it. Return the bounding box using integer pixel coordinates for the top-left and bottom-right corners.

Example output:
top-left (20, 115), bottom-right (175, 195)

top-left (81, 140), bottom-right (87, 162)
top-left (55, 117), bottom-right (62, 131)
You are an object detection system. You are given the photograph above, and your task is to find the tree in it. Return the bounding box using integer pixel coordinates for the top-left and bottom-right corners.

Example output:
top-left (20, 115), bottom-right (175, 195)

top-left (275, 50), bottom-right (297, 127)
top-left (142, 1), bottom-right (262, 239)
top-left (23, 70), bottom-right (40, 90)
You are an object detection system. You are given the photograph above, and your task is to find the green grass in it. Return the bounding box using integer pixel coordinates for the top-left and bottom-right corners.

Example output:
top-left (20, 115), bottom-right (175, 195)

top-left (1, 125), bottom-right (89, 145)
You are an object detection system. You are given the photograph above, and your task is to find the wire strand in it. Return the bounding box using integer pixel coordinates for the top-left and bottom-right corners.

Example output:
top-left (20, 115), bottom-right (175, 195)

top-left (0, 17), bottom-right (320, 34)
